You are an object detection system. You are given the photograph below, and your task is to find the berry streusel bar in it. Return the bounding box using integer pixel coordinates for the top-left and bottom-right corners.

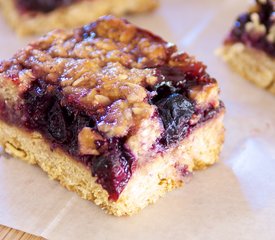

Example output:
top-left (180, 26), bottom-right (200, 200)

top-left (0, 0), bottom-right (158, 35)
top-left (0, 16), bottom-right (225, 216)
top-left (219, 0), bottom-right (275, 94)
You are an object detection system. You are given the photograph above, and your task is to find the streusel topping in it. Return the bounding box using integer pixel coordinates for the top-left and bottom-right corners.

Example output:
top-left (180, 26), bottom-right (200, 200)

top-left (1, 16), bottom-right (215, 138)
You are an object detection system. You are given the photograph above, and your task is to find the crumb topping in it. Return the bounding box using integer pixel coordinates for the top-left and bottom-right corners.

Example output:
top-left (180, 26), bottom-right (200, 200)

top-left (244, 12), bottom-right (267, 36)
top-left (0, 16), bottom-right (215, 139)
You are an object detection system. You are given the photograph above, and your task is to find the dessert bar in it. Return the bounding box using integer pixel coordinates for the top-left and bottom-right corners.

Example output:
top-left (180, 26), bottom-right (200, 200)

top-left (0, 16), bottom-right (225, 216)
top-left (0, 0), bottom-right (158, 35)
top-left (219, 0), bottom-right (275, 94)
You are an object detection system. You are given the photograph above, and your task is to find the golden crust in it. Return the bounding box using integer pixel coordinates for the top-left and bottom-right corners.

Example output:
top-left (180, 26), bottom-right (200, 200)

top-left (0, 0), bottom-right (158, 36)
top-left (0, 111), bottom-right (224, 216)
top-left (218, 43), bottom-right (275, 94)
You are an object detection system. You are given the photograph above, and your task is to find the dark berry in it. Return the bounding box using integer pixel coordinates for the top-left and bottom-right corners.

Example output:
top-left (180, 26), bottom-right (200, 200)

top-left (156, 93), bottom-right (195, 145)
top-left (152, 83), bottom-right (177, 103)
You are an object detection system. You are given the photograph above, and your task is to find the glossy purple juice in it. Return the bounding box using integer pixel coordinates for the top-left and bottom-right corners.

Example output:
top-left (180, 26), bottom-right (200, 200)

top-left (16, 64), bottom-right (219, 200)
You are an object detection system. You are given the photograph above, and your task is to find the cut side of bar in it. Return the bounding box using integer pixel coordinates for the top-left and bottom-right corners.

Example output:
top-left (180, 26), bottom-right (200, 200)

top-left (0, 0), bottom-right (158, 35)
top-left (0, 16), bottom-right (225, 216)
top-left (219, 0), bottom-right (275, 94)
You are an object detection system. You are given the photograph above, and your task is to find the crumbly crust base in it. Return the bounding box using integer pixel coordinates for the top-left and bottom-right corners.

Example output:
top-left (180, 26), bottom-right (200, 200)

top-left (0, 0), bottom-right (158, 35)
top-left (0, 111), bottom-right (224, 216)
top-left (218, 42), bottom-right (275, 94)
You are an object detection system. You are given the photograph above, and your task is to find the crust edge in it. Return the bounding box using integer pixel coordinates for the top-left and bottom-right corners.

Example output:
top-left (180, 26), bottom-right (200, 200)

top-left (218, 42), bottom-right (275, 94)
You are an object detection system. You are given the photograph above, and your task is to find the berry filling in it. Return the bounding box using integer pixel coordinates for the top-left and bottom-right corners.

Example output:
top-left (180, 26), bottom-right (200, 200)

top-left (155, 93), bottom-right (194, 145)
top-left (20, 79), bottom-right (135, 200)
top-left (0, 66), bottom-right (221, 200)
top-left (226, 0), bottom-right (275, 56)
top-left (15, 0), bottom-right (79, 13)
top-left (91, 138), bottom-right (134, 201)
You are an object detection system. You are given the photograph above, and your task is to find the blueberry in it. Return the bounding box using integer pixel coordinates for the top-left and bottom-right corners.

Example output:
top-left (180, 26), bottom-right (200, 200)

top-left (156, 93), bottom-right (195, 145)
top-left (151, 83), bottom-right (177, 103)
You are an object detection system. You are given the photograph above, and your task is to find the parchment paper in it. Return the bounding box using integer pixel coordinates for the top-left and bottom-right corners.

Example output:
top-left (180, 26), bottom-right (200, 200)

top-left (1, 0), bottom-right (275, 239)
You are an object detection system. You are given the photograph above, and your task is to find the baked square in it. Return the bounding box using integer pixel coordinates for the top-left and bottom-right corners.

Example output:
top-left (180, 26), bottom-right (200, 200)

top-left (0, 0), bottom-right (158, 35)
top-left (219, 0), bottom-right (275, 94)
top-left (0, 16), bottom-right (225, 216)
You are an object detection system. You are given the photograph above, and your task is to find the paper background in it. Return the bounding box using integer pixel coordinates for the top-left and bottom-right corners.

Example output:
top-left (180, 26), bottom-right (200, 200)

top-left (1, 0), bottom-right (275, 239)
